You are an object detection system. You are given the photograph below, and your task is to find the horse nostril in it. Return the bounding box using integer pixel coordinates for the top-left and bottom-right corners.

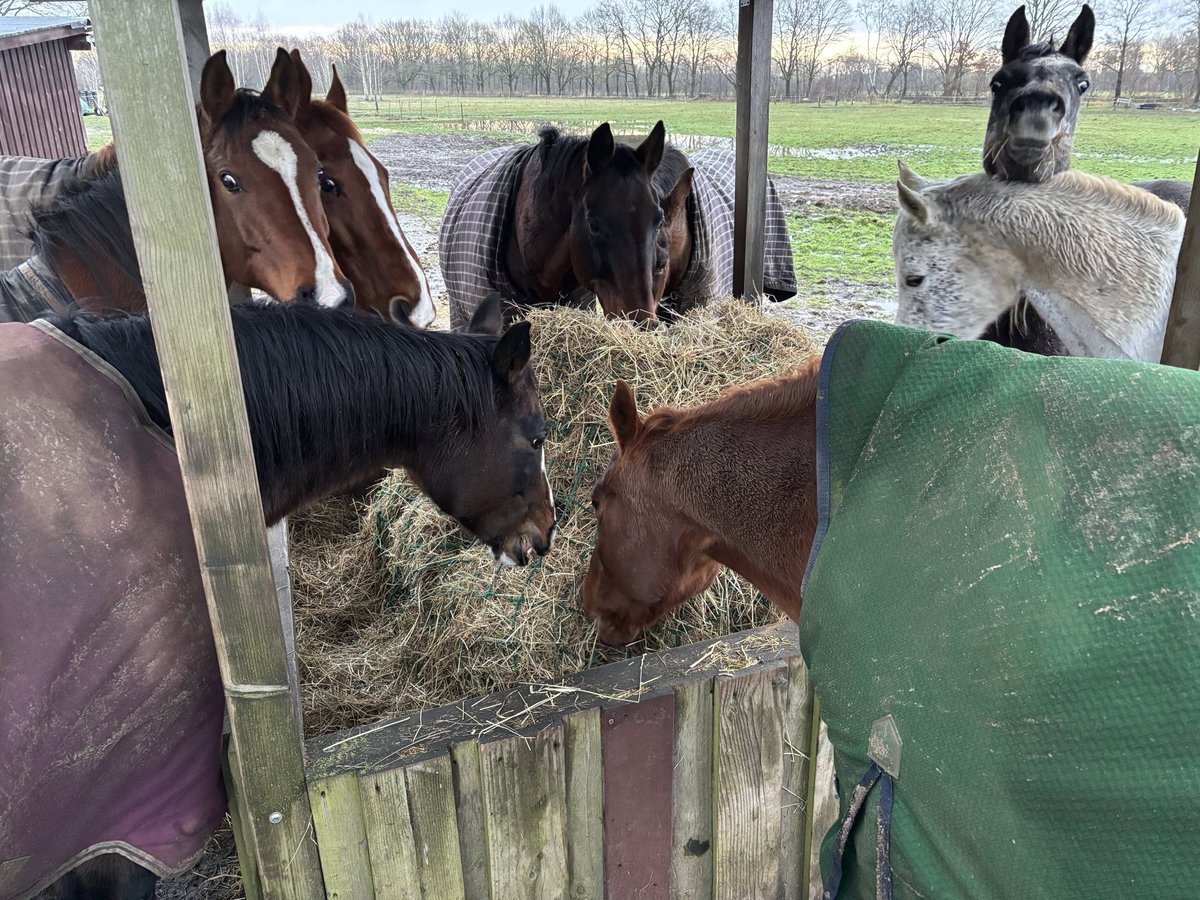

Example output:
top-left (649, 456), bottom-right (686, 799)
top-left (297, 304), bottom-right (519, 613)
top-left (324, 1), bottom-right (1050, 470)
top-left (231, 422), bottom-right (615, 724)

top-left (295, 284), bottom-right (317, 304)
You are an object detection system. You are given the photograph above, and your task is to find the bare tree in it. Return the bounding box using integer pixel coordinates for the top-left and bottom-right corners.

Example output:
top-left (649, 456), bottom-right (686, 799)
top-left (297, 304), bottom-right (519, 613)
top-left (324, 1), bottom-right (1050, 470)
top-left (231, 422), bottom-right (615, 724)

top-left (1104, 0), bottom-right (1158, 100)
top-left (1021, 0), bottom-right (1082, 41)
top-left (930, 0), bottom-right (997, 97)
top-left (522, 5), bottom-right (577, 95)
top-left (881, 0), bottom-right (936, 97)
top-left (440, 14), bottom-right (471, 93)
top-left (0, 1), bottom-right (86, 14)
top-left (466, 21), bottom-right (497, 93)
top-left (682, 1), bottom-right (721, 96)
top-left (590, 0), bottom-right (642, 95)
top-left (1178, 0), bottom-right (1200, 101)
top-left (376, 19), bottom-right (431, 91)
top-left (492, 15), bottom-right (528, 95)
top-left (857, 0), bottom-right (893, 93)
top-left (332, 19), bottom-right (384, 102)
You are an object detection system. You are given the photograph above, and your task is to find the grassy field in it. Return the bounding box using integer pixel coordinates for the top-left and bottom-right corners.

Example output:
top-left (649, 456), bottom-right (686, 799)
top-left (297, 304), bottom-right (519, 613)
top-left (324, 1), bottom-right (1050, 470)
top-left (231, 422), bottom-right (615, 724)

top-left (83, 99), bottom-right (1194, 306)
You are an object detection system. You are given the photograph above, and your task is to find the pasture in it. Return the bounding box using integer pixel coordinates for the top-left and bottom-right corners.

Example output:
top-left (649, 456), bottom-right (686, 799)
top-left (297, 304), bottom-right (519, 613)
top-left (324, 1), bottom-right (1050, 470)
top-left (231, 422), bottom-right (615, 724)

top-left (83, 99), bottom-right (1192, 321)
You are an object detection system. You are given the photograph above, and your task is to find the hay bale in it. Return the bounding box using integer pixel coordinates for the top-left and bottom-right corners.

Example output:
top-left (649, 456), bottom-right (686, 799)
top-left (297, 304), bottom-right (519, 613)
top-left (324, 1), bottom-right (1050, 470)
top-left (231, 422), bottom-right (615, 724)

top-left (292, 300), bottom-right (818, 736)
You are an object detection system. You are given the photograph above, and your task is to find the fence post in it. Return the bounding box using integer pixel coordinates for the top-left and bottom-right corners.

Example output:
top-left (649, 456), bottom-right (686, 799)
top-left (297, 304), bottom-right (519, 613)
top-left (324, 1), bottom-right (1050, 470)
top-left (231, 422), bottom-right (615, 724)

top-left (1160, 147), bottom-right (1200, 370)
top-left (732, 0), bottom-right (774, 301)
top-left (87, 2), bottom-right (323, 896)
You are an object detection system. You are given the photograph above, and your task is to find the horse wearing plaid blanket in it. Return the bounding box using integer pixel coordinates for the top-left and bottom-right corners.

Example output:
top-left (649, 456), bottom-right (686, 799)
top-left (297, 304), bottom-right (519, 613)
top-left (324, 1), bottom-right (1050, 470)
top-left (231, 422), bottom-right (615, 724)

top-left (441, 122), bottom-right (796, 328)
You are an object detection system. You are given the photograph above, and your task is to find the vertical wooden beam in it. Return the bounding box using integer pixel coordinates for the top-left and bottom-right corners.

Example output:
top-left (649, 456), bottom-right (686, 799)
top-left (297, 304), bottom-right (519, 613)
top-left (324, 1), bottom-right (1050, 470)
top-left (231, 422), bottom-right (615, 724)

top-left (779, 658), bottom-right (816, 900)
top-left (732, 0), bottom-right (774, 300)
top-left (1160, 148), bottom-right (1200, 370)
top-left (450, 740), bottom-right (492, 899)
top-left (310, 774), bottom-right (375, 900)
top-left (672, 677), bottom-right (715, 899)
top-left (359, 768), bottom-right (421, 898)
top-left (564, 709), bottom-right (604, 899)
top-left (407, 755), bottom-right (469, 897)
top-left (177, 0), bottom-right (210, 96)
top-left (87, 3), bottom-right (321, 898)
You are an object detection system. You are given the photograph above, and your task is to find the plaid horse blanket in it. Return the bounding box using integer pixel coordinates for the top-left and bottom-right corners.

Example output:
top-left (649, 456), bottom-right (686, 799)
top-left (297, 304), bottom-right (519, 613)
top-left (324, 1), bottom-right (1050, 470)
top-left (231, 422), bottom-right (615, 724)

top-left (441, 144), bottom-right (796, 330)
top-left (801, 321), bottom-right (1200, 898)
top-left (0, 154), bottom-right (106, 323)
top-left (0, 321), bottom-right (226, 899)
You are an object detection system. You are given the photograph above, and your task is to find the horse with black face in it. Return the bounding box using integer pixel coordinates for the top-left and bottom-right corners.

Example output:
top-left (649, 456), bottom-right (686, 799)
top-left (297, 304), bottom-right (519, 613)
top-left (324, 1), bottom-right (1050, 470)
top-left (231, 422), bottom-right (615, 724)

top-left (17, 295), bottom-right (554, 900)
top-left (976, 4), bottom-right (1190, 355)
top-left (5, 48), bottom-right (353, 318)
top-left (506, 121), bottom-right (693, 323)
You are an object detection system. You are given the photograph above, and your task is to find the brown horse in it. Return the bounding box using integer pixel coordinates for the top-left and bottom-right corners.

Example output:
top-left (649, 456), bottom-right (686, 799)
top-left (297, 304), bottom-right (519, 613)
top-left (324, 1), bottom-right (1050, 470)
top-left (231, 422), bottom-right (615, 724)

top-left (583, 367), bottom-right (819, 644)
top-left (504, 121), bottom-right (694, 323)
top-left (289, 50), bottom-right (435, 326)
top-left (35, 49), bottom-right (352, 314)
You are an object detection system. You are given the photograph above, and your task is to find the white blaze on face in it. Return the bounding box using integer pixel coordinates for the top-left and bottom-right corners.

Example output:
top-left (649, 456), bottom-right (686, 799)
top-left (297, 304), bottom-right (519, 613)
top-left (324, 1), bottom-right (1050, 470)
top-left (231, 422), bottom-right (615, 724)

top-left (251, 130), bottom-right (344, 308)
top-left (348, 138), bottom-right (435, 329)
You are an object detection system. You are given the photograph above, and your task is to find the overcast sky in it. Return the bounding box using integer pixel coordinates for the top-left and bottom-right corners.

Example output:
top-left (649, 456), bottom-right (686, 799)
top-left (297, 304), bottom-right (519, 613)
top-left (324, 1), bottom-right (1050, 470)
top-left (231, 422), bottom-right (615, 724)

top-left (247, 0), bottom-right (594, 32)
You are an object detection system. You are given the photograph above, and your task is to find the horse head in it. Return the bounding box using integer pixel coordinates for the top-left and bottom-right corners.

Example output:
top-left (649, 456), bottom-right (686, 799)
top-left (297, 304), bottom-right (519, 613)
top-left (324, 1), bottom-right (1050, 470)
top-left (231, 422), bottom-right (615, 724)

top-left (289, 50), bottom-right (435, 327)
top-left (199, 48), bottom-right (353, 307)
top-left (983, 4), bottom-right (1094, 182)
top-left (892, 162), bottom-right (1020, 337)
top-left (400, 294), bottom-right (556, 566)
top-left (582, 381), bottom-right (722, 645)
top-left (570, 121), bottom-right (693, 322)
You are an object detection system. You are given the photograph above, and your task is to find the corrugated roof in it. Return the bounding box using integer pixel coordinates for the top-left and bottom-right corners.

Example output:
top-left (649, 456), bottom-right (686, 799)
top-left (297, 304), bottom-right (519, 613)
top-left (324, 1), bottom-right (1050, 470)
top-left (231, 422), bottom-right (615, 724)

top-left (0, 16), bottom-right (89, 39)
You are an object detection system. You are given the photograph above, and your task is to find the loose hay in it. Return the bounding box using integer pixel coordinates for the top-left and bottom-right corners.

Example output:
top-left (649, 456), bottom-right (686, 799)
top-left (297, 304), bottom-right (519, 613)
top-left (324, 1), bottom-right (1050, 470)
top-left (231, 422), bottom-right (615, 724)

top-left (292, 300), bottom-right (818, 737)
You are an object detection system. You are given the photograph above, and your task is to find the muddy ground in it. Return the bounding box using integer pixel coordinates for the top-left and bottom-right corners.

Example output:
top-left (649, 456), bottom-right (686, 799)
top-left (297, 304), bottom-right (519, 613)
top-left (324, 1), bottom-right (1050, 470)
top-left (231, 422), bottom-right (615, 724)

top-left (157, 130), bottom-right (872, 899)
top-left (370, 131), bottom-right (894, 343)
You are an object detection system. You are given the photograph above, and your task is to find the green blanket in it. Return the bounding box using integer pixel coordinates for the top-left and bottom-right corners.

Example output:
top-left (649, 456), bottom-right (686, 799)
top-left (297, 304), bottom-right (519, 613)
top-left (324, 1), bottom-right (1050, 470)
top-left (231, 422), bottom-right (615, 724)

top-left (800, 321), bottom-right (1200, 898)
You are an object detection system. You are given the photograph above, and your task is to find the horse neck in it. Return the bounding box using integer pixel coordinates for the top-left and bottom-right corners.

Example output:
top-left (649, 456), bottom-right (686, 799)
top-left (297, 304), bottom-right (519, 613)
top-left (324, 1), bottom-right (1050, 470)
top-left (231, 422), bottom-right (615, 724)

top-left (662, 372), bottom-right (819, 619)
top-left (232, 309), bottom-right (495, 523)
top-left (507, 145), bottom-right (585, 301)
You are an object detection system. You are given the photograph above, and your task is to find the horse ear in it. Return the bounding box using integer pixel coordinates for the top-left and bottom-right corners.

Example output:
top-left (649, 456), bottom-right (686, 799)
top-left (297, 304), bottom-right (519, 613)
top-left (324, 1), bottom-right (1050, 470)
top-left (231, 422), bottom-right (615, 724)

top-left (326, 65), bottom-right (349, 113)
top-left (637, 120), bottom-right (666, 175)
top-left (897, 181), bottom-right (932, 225)
top-left (897, 160), bottom-right (929, 191)
top-left (492, 321), bottom-right (532, 383)
top-left (290, 49), bottom-right (313, 110)
top-left (1001, 6), bottom-right (1030, 63)
top-left (1059, 5), bottom-right (1094, 64)
top-left (586, 123), bottom-right (615, 176)
top-left (663, 167), bottom-right (693, 221)
top-left (609, 380), bottom-right (641, 451)
top-left (469, 293), bottom-right (505, 336)
top-left (199, 50), bottom-right (236, 134)
top-left (389, 297), bottom-right (414, 327)
top-left (262, 47), bottom-right (301, 119)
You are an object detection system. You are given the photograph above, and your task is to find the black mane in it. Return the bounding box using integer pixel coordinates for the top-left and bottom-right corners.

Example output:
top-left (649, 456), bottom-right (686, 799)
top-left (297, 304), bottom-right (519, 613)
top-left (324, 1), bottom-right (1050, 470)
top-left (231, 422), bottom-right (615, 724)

top-left (219, 88), bottom-right (287, 133)
top-left (1014, 39), bottom-right (1058, 62)
top-left (29, 167), bottom-right (141, 301)
top-left (44, 303), bottom-right (500, 521)
top-left (536, 124), bottom-right (690, 198)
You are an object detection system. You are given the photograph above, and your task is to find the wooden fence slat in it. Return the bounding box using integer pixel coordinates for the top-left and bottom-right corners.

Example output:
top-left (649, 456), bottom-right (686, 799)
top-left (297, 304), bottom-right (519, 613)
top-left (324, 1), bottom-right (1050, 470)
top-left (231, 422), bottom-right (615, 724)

top-left (450, 739), bottom-right (491, 899)
top-left (564, 709), bottom-right (604, 899)
top-left (1160, 148), bottom-right (1200, 369)
top-left (481, 725), bottom-right (571, 900)
top-left (804, 696), bottom-right (824, 897)
top-left (672, 677), bottom-right (715, 899)
top-left (359, 768), bottom-right (421, 898)
top-left (223, 740), bottom-right (263, 900)
top-left (713, 664), bottom-right (786, 900)
top-left (88, 2), bottom-right (320, 896)
top-left (310, 774), bottom-right (375, 900)
top-left (779, 657), bottom-right (817, 900)
top-left (406, 754), bottom-right (469, 898)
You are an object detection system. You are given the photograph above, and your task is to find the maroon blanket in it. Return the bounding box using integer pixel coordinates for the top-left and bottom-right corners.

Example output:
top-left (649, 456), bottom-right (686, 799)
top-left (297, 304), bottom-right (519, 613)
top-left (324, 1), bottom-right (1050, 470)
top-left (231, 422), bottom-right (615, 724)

top-left (0, 321), bottom-right (225, 899)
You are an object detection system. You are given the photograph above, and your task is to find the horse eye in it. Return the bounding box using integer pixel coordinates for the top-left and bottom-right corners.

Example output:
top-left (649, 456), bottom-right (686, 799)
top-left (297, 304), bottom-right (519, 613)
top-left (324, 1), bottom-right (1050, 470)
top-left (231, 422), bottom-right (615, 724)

top-left (532, 437), bottom-right (545, 450)
top-left (219, 172), bottom-right (241, 193)
top-left (1077, 79), bottom-right (1089, 94)
top-left (990, 79), bottom-right (1001, 93)
top-left (318, 171), bottom-right (339, 195)
top-left (589, 219), bottom-right (601, 235)
top-left (905, 274), bottom-right (926, 288)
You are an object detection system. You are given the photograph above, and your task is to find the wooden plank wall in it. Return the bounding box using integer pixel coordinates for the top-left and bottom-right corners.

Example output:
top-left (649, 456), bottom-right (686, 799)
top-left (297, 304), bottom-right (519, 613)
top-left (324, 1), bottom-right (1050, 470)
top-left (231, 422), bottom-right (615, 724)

top-left (0, 39), bottom-right (88, 157)
top-left (305, 625), bottom-right (819, 900)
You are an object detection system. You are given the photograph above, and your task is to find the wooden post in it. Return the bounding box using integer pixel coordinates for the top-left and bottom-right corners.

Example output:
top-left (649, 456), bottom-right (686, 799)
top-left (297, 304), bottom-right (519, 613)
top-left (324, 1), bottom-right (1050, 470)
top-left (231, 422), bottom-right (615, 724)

top-left (87, 3), bottom-right (323, 898)
top-left (177, 0), bottom-right (210, 95)
top-left (732, 0), bottom-right (774, 300)
top-left (1160, 148), bottom-right (1200, 370)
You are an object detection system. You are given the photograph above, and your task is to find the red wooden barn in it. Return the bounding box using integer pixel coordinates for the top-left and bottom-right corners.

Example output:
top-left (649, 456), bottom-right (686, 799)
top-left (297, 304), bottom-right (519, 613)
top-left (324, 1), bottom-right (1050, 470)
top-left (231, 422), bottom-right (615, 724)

top-left (0, 17), bottom-right (90, 158)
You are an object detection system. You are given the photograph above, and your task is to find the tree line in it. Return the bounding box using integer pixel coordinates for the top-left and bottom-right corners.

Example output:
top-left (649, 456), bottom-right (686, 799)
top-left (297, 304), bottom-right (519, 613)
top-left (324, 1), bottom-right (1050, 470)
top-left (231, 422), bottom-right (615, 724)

top-left (66, 0), bottom-right (1200, 104)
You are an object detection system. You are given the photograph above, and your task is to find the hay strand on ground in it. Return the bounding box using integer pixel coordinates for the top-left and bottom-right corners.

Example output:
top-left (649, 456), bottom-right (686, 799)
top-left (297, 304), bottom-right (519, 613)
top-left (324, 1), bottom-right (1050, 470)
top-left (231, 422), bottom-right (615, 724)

top-left (291, 300), bottom-right (818, 737)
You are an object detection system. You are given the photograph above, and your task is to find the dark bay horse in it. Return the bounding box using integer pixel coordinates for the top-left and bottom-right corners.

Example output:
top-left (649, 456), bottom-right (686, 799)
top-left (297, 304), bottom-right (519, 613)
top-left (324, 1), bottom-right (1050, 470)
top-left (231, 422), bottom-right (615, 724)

top-left (583, 368), bottom-right (819, 644)
top-left (979, 4), bottom-right (1189, 355)
top-left (19, 295), bottom-right (554, 899)
top-left (289, 50), bottom-right (435, 325)
top-left (10, 48), bottom-right (352, 318)
top-left (506, 121), bottom-right (693, 323)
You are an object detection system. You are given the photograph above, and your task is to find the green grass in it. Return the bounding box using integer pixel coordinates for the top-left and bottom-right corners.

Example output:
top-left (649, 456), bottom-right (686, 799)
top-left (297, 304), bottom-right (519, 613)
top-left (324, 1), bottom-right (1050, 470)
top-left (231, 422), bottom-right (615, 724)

top-left (83, 115), bottom-right (112, 151)
top-left (390, 183), bottom-right (449, 226)
top-left (349, 95), bottom-right (1199, 183)
top-left (787, 208), bottom-right (895, 298)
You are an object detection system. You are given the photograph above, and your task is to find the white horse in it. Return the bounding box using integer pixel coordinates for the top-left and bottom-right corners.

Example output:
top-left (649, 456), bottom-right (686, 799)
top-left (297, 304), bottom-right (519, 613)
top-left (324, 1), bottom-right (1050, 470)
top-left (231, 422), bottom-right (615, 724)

top-left (892, 161), bottom-right (1185, 361)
